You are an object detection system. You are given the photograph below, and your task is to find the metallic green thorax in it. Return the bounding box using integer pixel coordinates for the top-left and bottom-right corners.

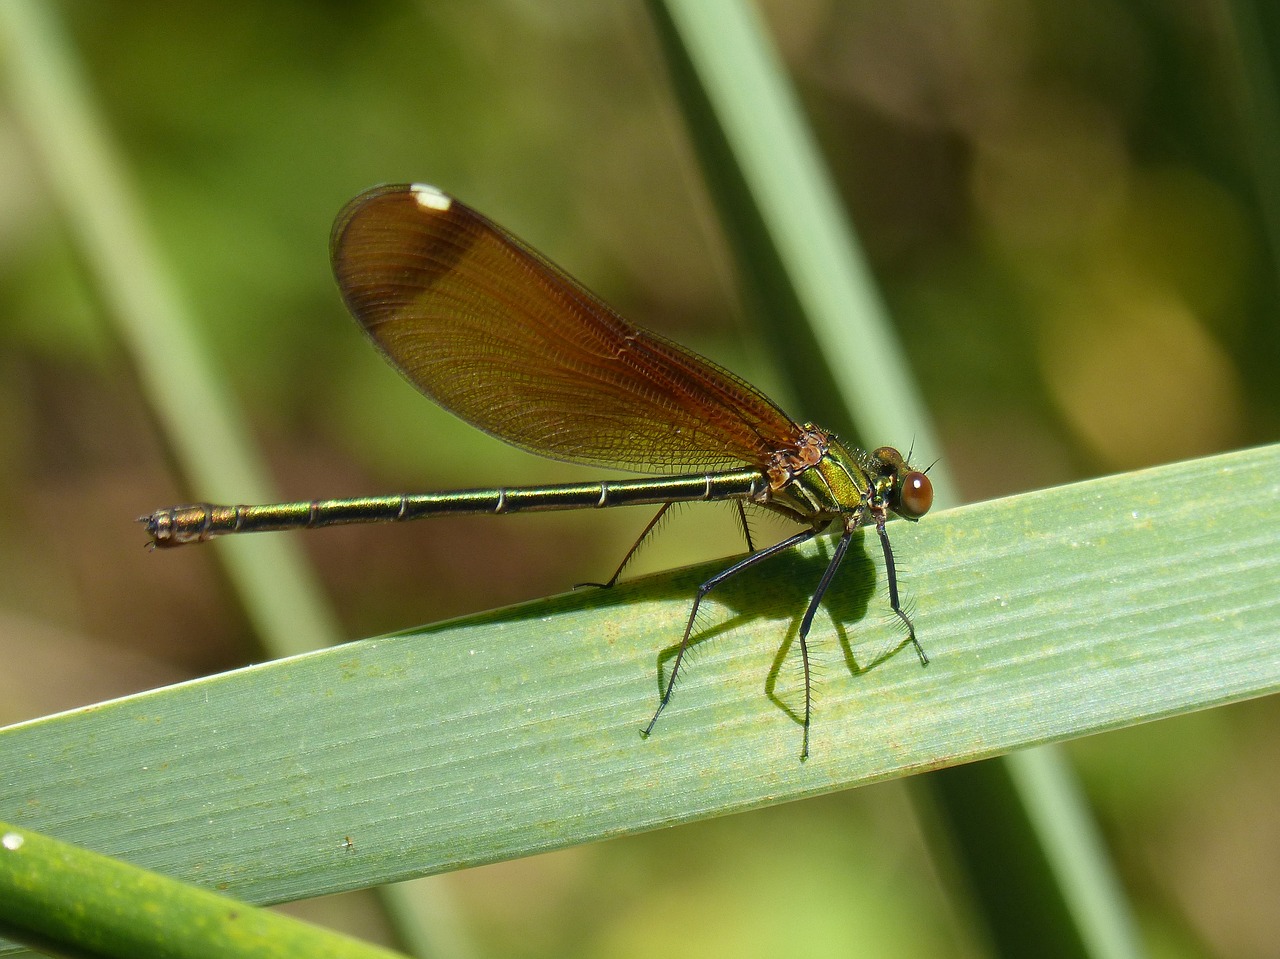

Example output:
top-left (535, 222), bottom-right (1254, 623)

top-left (763, 425), bottom-right (879, 528)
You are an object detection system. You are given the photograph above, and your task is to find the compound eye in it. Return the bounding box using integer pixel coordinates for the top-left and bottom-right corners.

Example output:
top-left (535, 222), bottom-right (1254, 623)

top-left (896, 471), bottom-right (933, 520)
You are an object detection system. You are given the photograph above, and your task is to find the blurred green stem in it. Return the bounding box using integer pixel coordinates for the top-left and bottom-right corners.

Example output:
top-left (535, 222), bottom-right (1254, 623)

top-left (647, 2), bottom-right (1143, 957)
top-left (0, 821), bottom-right (411, 959)
top-left (0, 3), bottom-right (464, 956)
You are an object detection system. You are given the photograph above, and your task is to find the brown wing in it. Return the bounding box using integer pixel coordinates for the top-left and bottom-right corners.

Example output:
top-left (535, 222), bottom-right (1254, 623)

top-left (330, 184), bottom-right (802, 473)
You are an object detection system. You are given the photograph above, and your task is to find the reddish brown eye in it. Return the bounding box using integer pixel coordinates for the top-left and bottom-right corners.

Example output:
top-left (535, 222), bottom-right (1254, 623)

top-left (896, 471), bottom-right (933, 519)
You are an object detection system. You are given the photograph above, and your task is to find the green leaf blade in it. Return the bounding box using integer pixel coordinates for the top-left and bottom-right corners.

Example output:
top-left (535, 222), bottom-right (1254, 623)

top-left (2, 444), bottom-right (1276, 932)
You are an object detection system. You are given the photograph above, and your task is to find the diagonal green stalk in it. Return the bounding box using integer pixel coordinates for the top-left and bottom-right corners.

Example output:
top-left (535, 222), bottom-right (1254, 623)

top-left (0, 2), bottom-right (456, 956)
top-left (0, 822), bottom-right (412, 959)
top-left (0, 0), bottom-right (339, 661)
top-left (644, 0), bottom-right (950, 482)
top-left (646, 1), bottom-right (1141, 956)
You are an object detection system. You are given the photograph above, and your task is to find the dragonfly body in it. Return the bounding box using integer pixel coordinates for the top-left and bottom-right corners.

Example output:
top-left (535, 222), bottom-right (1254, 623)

top-left (144, 469), bottom-right (768, 544)
top-left (141, 183), bottom-right (933, 758)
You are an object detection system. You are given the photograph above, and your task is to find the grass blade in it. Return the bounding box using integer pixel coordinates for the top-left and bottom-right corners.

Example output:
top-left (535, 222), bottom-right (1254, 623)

top-left (0, 822), bottom-right (409, 959)
top-left (2, 444), bottom-right (1275, 937)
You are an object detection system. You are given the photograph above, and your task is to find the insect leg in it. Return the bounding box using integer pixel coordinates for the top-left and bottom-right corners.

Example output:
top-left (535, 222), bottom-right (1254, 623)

top-left (642, 526), bottom-right (820, 740)
top-left (873, 508), bottom-right (928, 667)
top-left (577, 502), bottom-right (674, 589)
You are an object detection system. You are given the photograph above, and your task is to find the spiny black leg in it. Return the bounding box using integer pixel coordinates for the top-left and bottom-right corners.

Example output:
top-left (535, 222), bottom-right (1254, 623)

top-left (792, 527), bottom-right (856, 760)
top-left (874, 508), bottom-right (928, 667)
top-left (576, 502), bottom-right (673, 589)
top-left (735, 502), bottom-right (756, 553)
top-left (641, 526), bottom-right (820, 740)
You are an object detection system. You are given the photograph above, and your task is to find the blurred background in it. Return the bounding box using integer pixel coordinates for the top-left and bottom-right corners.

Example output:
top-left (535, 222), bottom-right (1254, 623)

top-left (0, 1), bottom-right (1276, 957)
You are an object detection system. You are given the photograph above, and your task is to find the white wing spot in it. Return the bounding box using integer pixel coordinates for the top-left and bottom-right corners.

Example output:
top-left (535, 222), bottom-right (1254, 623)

top-left (410, 184), bottom-right (452, 212)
